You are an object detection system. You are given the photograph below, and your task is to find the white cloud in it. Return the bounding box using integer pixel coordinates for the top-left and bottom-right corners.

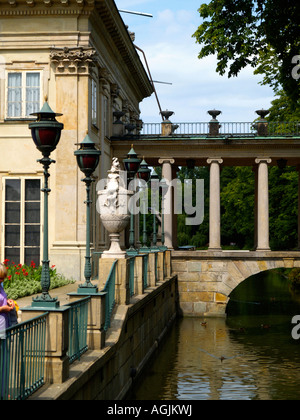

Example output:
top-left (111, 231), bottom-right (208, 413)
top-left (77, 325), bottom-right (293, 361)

top-left (116, 0), bottom-right (275, 123)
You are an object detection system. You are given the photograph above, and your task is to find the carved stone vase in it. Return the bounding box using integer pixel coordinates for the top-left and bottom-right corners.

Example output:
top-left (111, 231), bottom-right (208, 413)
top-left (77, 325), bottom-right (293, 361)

top-left (98, 158), bottom-right (133, 258)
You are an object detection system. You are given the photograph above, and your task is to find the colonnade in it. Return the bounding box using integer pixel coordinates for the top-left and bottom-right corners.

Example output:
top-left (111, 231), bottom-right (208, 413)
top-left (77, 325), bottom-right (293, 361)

top-left (159, 157), bottom-right (274, 251)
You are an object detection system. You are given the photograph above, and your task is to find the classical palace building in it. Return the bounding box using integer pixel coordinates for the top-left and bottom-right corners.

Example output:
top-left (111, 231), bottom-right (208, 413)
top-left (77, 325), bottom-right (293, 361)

top-left (0, 0), bottom-right (153, 280)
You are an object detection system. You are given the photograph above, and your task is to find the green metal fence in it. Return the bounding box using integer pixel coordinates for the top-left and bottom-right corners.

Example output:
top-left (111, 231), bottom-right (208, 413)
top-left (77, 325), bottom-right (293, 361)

top-left (67, 297), bottom-right (90, 364)
top-left (0, 313), bottom-right (48, 400)
top-left (142, 254), bottom-right (149, 289)
top-left (103, 260), bottom-right (117, 332)
top-left (129, 257), bottom-right (135, 297)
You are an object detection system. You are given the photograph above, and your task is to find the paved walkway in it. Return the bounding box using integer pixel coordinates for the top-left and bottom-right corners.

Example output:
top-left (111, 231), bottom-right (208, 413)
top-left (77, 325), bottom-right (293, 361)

top-left (17, 280), bottom-right (99, 310)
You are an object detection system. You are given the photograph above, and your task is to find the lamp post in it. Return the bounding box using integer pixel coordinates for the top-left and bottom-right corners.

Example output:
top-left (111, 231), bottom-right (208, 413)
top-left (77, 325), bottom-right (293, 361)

top-left (74, 133), bottom-right (101, 293)
top-left (123, 146), bottom-right (141, 256)
top-left (29, 98), bottom-right (64, 308)
top-left (137, 158), bottom-right (151, 252)
top-left (150, 169), bottom-right (160, 251)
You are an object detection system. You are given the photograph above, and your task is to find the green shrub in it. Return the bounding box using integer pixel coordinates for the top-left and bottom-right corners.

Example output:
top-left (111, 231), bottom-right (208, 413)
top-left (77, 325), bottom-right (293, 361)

top-left (2, 259), bottom-right (74, 300)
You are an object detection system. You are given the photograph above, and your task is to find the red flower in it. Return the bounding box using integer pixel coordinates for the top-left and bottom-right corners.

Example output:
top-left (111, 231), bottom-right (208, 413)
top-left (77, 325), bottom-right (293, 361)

top-left (3, 259), bottom-right (9, 266)
top-left (18, 264), bottom-right (22, 268)
top-left (24, 272), bottom-right (29, 276)
top-left (15, 272), bottom-right (20, 276)
top-left (7, 275), bottom-right (12, 281)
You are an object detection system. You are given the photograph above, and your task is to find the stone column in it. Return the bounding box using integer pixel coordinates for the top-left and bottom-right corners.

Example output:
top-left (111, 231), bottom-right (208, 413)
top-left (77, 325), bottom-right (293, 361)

top-left (255, 158), bottom-right (272, 251)
top-left (207, 159), bottom-right (223, 250)
top-left (252, 165), bottom-right (258, 249)
top-left (158, 158), bottom-right (175, 249)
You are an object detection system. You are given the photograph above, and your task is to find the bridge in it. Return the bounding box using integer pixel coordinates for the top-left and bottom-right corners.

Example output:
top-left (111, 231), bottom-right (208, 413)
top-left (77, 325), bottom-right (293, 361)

top-left (172, 250), bottom-right (300, 317)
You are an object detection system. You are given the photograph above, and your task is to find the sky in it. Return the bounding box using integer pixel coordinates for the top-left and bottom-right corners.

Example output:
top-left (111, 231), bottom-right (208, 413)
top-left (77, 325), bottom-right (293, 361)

top-left (114, 0), bottom-right (275, 124)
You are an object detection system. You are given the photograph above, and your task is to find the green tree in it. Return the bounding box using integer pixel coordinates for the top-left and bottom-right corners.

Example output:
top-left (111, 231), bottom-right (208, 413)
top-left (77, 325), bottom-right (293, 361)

top-left (193, 0), bottom-right (300, 104)
top-left (220, 167), bottom-right (255, 249)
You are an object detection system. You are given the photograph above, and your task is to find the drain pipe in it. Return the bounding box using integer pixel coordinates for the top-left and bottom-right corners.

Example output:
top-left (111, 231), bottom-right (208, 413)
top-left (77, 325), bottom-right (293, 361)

top-left (134, 44), bottom-right (165, 121)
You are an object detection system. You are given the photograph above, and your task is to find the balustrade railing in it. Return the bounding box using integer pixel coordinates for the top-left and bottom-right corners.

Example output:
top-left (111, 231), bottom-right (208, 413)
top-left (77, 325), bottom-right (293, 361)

top-left (103, 259), bottom-right (118, 332)
top-left (0, 313), bottom-right (48, 400)
top-left (141, 121), bottom-right (300, 137)
top-left (66, 297), bottom-right (90, 364)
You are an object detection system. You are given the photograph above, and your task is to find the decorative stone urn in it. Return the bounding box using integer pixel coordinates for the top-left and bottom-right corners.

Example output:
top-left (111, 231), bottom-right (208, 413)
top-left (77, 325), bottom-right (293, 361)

top-left (98, 158), bottom-right (133, 258)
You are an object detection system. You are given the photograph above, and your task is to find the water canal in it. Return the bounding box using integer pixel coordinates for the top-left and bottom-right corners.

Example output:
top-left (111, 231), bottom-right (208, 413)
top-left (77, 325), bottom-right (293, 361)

top-left (129, 269), bottom-right (300, 400)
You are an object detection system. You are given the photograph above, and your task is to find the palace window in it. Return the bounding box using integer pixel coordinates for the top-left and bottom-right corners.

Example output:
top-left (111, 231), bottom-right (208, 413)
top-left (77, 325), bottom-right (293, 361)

top-left (91, 79), bottom-right (98, 127)
top-left (6, 72), bottom-right (41, 118)
top-left (2, 178), bottom-right (42, 266)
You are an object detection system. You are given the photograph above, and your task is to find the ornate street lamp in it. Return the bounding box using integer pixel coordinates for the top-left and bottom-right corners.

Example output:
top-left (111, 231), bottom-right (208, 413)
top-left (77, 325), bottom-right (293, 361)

top-left (29, 98), bottom-right (64, 308)
top-left (150, 169), bottom-right (160, 251)
top-left (74, 133), bottom-right (101, 293)
top-left (137, 158), bottom-right (151, 252)
top-left (123, 146), bottom-right (141, 256)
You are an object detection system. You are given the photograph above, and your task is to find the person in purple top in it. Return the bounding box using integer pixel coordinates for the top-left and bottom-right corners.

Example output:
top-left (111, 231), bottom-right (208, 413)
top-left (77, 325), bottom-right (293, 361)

top-left (0, 262), bottom-right (15, 399)
top-left (0, 263), bottom-right (15, 337)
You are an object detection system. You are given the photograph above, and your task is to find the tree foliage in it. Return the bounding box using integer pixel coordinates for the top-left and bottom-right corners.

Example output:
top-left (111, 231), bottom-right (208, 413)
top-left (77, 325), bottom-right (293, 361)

top-left (193, 0), bottom-right (300, 104)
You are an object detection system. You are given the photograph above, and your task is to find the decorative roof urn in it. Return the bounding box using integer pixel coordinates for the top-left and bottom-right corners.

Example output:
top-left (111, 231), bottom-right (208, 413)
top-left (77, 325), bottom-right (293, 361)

top-left (98, 158), bottom-right (133, 259)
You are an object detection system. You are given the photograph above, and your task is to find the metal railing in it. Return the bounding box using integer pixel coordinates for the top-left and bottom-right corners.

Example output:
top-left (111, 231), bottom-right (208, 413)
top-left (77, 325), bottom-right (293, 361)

top-left (142, 254), bottom-right (149, 289)
top-left (141, 121), bottom-right (300, 137)
top-left (103, 260), bottom-right (118, 332)
top-left (0, 313), bottom-right (48, 400)
top-left (67, 297), bottom-right (90, 364)
top-left (129, 257), bottom-right (135, 297)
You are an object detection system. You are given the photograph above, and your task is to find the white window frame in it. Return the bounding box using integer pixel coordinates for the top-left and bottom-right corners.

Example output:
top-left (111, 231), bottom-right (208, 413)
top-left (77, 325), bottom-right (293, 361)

top-left (5, 70), bottom-right (43, 119)
top-left (91, 78), bottom-right (98, 127)
top-left (1, 177), bottom-right (43, 265)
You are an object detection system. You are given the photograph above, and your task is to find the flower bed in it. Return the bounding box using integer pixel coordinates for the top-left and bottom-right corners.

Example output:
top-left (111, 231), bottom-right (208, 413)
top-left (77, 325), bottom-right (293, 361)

top-left (2, 259), bottom-right (75, 300)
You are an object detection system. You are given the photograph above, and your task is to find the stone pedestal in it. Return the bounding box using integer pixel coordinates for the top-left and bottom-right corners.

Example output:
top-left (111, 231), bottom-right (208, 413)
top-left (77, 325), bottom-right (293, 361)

top-left (98, 258), bottom-right (130, 305)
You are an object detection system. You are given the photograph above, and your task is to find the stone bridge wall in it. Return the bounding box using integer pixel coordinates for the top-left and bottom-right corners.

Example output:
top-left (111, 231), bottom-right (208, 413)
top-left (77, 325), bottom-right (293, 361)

top-left (172, 251), bottom-right (300, 317)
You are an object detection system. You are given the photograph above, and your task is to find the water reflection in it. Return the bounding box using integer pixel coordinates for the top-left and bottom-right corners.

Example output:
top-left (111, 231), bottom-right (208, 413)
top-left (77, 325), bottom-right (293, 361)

top-left (130, 270), bottom-right (300, 400)
top-left (130, 316), bottom-right (300, 400)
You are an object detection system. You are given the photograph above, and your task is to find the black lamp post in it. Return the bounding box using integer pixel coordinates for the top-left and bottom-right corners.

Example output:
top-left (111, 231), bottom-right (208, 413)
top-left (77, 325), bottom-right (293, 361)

top-left (74, 133), bottom-right (101, 293)
top-left (123, 146), bottom-right (141, 256)
top-left (29, 98), bottom-right (64, 308)
top-left (137, 158), bottom-right (151, 252)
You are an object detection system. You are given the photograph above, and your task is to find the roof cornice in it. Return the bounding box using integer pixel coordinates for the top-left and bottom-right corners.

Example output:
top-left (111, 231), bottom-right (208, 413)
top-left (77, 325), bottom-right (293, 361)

top-left (0, 0), bottom-right (95, 11)
top-left (0, 0), bottom-right (153, 100)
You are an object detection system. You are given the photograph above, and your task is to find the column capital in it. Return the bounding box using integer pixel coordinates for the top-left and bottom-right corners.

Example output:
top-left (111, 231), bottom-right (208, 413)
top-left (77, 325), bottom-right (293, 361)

top-left (158, 158), bottom-right (175, 165)
top-left (50, 47), bottom-right (97, 76)
top-left (207, 158), bottom-right (223, 165)
top-left (255, 158), bottom-right (272, 165)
